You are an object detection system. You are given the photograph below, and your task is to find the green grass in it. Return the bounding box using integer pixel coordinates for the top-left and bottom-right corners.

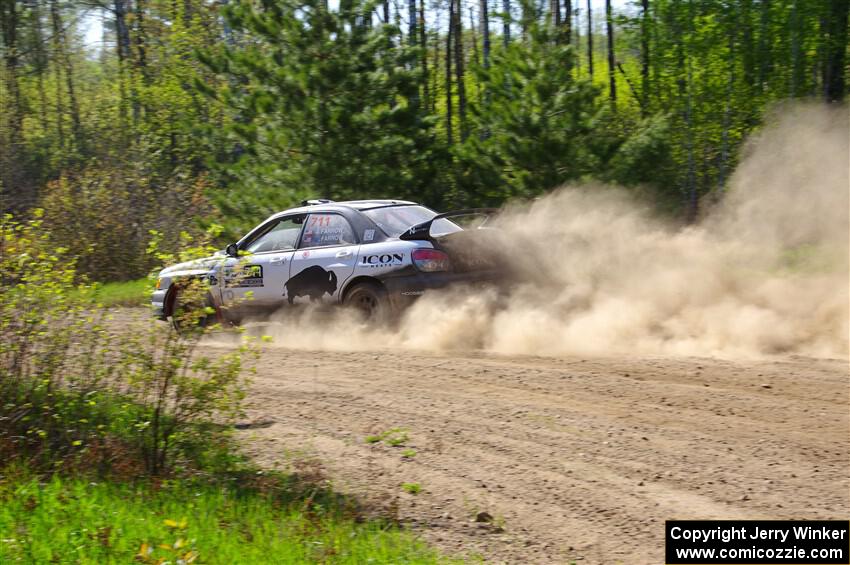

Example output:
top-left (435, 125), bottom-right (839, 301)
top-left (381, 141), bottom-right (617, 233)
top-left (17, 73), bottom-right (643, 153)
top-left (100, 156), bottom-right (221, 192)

top-left (401, 483), bottom-right (421, 495)
top-left (91, 278), bottom-right (152, 307)
top-left (366, 428), bottom-right (409, 447)
top-left (0, 472), bottom-right (451, 564)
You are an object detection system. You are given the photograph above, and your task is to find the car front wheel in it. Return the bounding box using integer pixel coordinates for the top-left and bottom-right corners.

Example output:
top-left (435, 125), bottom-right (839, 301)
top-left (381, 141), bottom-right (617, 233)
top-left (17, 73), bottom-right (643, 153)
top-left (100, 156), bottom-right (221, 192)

top-left (168, 285), bottom-right (215, 332)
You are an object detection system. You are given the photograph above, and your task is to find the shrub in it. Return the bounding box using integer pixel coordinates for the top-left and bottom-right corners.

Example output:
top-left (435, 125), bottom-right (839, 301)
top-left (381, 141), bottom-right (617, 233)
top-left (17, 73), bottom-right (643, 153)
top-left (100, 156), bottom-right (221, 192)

top-left (0, 212), bottom-right (256, 476)
top-left (39, 163), bottom-right (215, 282)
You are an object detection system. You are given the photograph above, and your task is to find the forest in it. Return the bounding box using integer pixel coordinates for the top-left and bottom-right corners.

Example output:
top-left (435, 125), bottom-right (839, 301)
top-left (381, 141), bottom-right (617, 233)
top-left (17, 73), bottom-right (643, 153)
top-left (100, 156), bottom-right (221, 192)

top-left (1, 0), bottom-right (848, 281)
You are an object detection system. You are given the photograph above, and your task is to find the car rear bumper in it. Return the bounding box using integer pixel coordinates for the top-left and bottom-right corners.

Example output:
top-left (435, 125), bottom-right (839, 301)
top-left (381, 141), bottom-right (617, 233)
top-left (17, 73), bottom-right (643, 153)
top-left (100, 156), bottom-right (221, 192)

top-left (382, 269), bottom-right (502, 309)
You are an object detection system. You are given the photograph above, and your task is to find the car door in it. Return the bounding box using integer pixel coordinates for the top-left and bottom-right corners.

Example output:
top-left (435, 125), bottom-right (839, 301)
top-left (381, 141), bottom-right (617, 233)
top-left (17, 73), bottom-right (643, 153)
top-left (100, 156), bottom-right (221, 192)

top-left (220, 215), bottom-right (303, 312)
top-left (286, 213), bottom-right (359, 304)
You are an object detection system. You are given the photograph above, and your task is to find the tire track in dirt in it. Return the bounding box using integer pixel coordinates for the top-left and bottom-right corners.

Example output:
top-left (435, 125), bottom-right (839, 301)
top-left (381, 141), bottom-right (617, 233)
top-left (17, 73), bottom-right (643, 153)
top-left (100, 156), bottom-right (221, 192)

top-left (224, 346), bottom-right (849, 564)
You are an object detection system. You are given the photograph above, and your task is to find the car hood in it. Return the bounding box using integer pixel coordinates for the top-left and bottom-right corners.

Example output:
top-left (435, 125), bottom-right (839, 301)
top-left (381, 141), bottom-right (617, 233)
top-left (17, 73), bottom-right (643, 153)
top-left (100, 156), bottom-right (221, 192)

top-left (159, 254), bottom-right (223, 276)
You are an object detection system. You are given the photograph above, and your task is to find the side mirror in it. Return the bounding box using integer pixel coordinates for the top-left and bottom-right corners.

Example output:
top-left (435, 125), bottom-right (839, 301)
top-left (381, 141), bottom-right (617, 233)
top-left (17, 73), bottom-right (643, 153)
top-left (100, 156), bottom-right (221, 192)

top-left (225, 243), bottom-right (239, 257)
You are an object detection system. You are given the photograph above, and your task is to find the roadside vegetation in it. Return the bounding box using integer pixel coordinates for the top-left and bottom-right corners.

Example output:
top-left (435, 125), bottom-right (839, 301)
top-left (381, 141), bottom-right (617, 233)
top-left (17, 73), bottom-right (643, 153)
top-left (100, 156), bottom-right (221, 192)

top-left (1, 0), bottom-right (846, 282)
top-left (90, 277), bottom-right (151, 307)
top-left (0, 214), bottom-right (455, 564)
top-left (0, 471), bottom-right (447, 564)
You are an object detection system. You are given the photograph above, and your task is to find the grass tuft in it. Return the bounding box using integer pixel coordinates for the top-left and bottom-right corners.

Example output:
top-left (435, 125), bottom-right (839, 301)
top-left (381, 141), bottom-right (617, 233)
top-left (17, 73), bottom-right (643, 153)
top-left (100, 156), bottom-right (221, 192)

top-left (401, 482), bottom-right (422, 495)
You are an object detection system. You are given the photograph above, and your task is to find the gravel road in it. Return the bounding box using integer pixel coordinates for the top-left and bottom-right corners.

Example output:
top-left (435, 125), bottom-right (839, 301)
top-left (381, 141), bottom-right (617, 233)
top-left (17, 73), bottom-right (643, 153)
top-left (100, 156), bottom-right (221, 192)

top-left (226, 345), bottom-right (849, 564)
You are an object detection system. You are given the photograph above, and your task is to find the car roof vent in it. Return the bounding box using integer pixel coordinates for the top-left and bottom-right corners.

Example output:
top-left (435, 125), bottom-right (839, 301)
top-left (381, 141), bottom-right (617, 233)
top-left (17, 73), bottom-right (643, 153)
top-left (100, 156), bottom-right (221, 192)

top-left (301, 198), bottom-right (335, 206)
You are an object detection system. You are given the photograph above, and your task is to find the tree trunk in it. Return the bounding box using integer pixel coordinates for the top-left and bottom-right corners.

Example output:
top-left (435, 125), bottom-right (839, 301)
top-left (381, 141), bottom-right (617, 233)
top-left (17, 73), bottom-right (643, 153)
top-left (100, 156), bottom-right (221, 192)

top-left (50, 0), bottom-right (82, 151)
top-left (605, 0), bottom-right (615, 105)
top-left (27, 0), bottom-right (50, 134)
top-left (563, 0), bottom-right (571, 41)
top-left (431, 27), bottom-right (440, 112)
top-left (0, 0), bottom-right (26, 209)
top-left (685, 54), bottom-right (696, 222)
top-left (790, 0), bottom-right (801, 97)
top-left (45, 0), bottom-right (64, 149)
top-left (719, 24), bottom-right (735, 190)
top-left (822, 0), bottom-right (849, 101)
top-left (502, 0), bottom-right (510, 47)
top-left (480, 0), bottom-right (490, 69)
top-left (382, 0), bottom-right (389, 23)
top-left (113, 0), bottom-right (132, 62)
top-left (419, 0), bottom-right (429, 107)
top-left (757, 0), bottom-right (772, 92)
top-left (640, 0), bottom-right (649, 115)
top-left (574, 4), bottom-right (580, 71)
top-left (454, 0), bottom-right (468, 140)
top-left (586, 0), bottom-right (593, 78)
top-left (135, 0), bottom-right (149, 83)
top-left (551, 0), bottom-right (560, 29)
top-left (408, 0), bottom-right (416, 46)
top-left (520, 0), bottom-right (531, 40)
top-left (469, 6), bottom-right (482, 105)
top-left (445, 0), bottom-right (454, 144)
top-left (406, 0), bottom-right (418, 107)
top-left (740, 0), bottom-right (754, 90)
top-left (0, 0), bottom-right (23, 146)
top-left (113, 0), bottom-right (132, 127)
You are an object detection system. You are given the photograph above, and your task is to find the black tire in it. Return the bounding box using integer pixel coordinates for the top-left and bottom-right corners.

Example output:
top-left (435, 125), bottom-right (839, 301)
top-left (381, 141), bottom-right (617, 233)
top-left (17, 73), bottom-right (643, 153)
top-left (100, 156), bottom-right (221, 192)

top-left (343, 281), bottom-right (390, 322)
top-left (168, 286), bottom-right (215, 332)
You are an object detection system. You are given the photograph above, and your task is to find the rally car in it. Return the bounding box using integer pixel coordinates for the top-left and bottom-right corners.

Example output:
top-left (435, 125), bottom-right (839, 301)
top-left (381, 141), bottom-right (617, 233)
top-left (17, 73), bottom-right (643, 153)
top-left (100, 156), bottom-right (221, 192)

top-left (152, 199), bottom-right (502, 325)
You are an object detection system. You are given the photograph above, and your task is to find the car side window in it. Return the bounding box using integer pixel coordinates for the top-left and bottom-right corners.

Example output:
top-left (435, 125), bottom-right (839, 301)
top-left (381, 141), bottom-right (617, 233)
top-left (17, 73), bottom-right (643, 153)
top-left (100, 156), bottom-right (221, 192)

top-left (299, 214), bottom-right (356, 248)
top-left (245, 217), bottom-right (304, 253)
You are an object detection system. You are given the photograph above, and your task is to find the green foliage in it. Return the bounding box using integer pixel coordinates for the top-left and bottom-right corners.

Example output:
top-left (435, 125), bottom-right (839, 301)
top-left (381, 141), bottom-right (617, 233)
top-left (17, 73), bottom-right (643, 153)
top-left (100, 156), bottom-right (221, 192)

top-left (366, 427), bottom-right (410, 447)
top-left (39, 163), bottom-right (216, 282)
top-left (455, 20), bottom-right (601, 203)
top-left (200, 0), bottom-right (447, 229)
top-left (0, 214), bottom-right (256, 476)
top-left (0, 471), bottom-right (452, 564)
top-left (2, 0), bottom-right (847, 258)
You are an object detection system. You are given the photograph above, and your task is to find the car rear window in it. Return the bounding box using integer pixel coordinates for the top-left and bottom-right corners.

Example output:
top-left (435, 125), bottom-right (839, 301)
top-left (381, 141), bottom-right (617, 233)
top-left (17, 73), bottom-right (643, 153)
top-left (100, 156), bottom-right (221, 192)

top-left (364, 206), bottom-right (461, 238)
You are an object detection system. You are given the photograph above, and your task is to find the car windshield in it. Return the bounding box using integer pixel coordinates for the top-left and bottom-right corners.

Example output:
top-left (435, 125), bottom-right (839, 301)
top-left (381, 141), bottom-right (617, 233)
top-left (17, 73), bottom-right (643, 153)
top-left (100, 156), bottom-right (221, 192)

top-left (363, 205), bottom-right (462, 238)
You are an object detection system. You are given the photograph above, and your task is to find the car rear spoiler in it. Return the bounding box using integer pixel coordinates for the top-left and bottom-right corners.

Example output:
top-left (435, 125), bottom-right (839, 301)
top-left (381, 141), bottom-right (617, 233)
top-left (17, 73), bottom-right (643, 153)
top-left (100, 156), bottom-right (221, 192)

top-left (399, 208), bottom-right (500, 241)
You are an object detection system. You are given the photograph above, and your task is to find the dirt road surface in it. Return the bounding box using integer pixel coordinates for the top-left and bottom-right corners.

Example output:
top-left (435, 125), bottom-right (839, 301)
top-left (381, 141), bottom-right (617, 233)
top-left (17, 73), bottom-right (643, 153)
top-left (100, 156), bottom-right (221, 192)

top-left (226, 345), bottom-right (848, 564)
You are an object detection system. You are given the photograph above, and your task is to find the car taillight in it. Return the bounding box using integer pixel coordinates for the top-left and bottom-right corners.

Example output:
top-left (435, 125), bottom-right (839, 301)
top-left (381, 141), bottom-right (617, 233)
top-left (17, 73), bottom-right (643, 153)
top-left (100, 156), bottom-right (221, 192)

top-left (412, 248), bottom-right (451, 272)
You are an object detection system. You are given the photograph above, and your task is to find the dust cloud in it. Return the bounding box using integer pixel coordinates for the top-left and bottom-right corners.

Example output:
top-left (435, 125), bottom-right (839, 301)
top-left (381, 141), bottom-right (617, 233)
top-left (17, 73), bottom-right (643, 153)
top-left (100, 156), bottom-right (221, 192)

top-left (249, 103), bottom-right (849, 359)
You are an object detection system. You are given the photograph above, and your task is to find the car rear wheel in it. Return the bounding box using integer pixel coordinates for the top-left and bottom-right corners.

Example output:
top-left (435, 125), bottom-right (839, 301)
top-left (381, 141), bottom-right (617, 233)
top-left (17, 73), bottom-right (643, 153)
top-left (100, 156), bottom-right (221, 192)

top-left (344, 281), bottom-right (389, 322)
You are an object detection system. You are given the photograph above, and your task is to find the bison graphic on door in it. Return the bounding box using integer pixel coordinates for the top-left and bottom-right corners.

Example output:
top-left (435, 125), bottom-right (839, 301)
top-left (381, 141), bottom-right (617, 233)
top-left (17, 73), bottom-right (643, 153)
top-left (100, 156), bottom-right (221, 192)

top-left (285, 265), bottom-right (338, 304)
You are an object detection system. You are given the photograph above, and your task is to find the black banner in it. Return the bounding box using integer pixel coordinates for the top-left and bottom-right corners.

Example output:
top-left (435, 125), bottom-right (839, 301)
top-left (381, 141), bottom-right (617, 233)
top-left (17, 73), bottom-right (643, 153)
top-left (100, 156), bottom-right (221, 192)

top-left (666, 520), bottom-right (850, 564)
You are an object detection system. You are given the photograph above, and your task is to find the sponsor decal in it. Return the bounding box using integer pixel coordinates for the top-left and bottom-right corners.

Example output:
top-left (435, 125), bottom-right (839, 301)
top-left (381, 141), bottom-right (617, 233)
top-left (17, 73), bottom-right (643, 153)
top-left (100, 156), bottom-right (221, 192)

top-left (363, 229), bottom-right (375, 241)
top-left (225, 264), bottom-right (264, 288)
top-left (302, 250), bottom-right (310, 258)
top-left (284, 265), bottom-right (338, 304)
top-left (360, 253), bottom-right (404, 268)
